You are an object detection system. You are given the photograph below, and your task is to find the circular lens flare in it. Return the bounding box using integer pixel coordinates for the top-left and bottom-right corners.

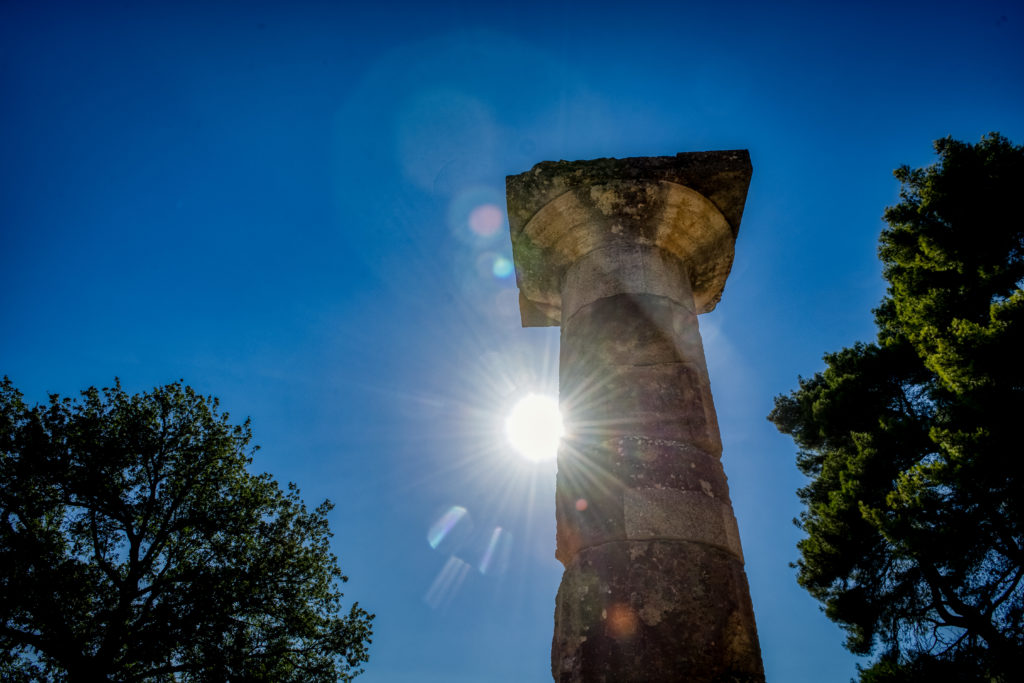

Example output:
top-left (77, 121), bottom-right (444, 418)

top-left (505, 394), bottom-right (563, 462)
top-left (492, 255), bottom-right (514, 278)
top-left (468, 203), bottom-right (503, 236)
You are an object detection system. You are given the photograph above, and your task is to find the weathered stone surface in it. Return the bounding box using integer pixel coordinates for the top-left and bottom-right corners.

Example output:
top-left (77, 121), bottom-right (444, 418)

top-left (623, 488), bottom-right (743, 559)
top-left (560, 293), bottom-right (709, 374)
top-left (506, 152), bottom-right (752, 241)
top-left (552, 540), bottom-right (763, 683)
top-left (554, 451), bottom-right (624, 564)
top-left (555, 439), bottom-right (734, 564)
top-left (506, 151), bottom-right (762, 682)
top-left (610, 436), bottom-right (731, 495)
top-left (511, 181), bottom-right (733, 324)
top-left (561, 244), bottom-right (695, 319)
top-left (507, 152), bottom-right (752, 326)
top-left (560, 360), bottom-right (722, 452)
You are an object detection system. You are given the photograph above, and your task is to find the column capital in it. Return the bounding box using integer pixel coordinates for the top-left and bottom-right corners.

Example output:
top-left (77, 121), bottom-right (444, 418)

top-left (506, 151), bottom-right (752, 326)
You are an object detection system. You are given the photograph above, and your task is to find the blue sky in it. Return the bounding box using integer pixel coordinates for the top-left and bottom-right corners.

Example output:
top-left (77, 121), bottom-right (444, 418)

top-left (2, 1), bottom-right (1022, 681)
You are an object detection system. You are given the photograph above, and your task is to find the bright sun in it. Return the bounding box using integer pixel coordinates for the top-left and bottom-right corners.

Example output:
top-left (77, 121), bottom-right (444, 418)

top-left (505, 393), bottom-right (564, 462)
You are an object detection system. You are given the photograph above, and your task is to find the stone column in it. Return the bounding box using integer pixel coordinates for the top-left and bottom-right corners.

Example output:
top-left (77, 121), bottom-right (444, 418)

top-left (506, 152), bottom-right (764, 682)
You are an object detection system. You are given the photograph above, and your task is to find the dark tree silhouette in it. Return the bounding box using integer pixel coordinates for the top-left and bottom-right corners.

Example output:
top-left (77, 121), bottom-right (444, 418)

top-left (0, 378), bottom-right (373, 682)
top-left (770, 133), bottom-right (1023, 681)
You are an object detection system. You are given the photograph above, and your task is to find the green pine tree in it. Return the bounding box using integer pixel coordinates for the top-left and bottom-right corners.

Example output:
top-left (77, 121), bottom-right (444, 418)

top-left (769, 133), bottom-right (1024, 681)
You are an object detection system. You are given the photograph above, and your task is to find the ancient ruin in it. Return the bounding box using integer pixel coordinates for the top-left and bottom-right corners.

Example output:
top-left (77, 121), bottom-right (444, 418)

top-left (506, 152), bottom-right (764, 682)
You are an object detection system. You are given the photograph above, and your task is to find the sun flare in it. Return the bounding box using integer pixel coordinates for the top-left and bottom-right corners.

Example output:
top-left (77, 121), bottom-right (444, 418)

top-left (505, 394), bottom-right (563, 462)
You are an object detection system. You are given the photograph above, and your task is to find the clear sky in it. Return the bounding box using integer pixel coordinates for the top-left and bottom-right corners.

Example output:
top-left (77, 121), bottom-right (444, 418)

top-left (2, 1), bottom-right (1022, 681)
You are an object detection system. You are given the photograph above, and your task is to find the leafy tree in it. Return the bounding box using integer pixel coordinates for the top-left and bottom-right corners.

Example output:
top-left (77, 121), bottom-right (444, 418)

top-left (0, 378), bottom-right (373, 682)
top-left (769, 133), bottom-right (1024, 680)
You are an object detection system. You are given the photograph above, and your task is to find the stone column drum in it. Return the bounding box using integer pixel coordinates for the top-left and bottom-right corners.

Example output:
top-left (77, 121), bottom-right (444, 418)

top-left (506, 152), bottom-right (764, 682)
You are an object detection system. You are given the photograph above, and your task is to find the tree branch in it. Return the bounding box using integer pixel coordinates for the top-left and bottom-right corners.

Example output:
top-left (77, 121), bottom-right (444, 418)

top-left (88, 508), bottom-right (122, 588)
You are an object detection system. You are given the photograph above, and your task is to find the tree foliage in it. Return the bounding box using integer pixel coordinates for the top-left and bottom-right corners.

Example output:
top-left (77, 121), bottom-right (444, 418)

top-left (0, 379), bottom-right (373, 682)
top-left (769, 133), bottom-right (1024, 680)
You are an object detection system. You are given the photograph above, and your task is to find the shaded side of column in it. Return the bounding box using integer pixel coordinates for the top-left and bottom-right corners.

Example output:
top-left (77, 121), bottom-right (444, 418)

top-left (552, 245), bottom-right (763, 683)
